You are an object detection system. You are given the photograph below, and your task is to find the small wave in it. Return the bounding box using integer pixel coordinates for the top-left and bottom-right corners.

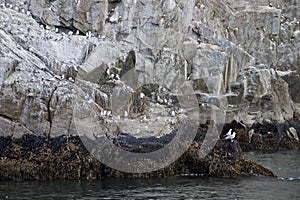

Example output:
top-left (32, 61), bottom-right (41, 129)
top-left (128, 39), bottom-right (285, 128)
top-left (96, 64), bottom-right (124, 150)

top-left (278, 177), bottom-right (300, 181)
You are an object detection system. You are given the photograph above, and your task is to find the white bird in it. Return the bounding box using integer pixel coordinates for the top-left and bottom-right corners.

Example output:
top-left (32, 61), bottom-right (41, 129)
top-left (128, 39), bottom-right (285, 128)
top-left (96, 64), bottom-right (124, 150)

top-left (100, 35), bottom-right (106, 40)
top-left (170, 110), bottom-right (176, 117)
top-left (157, 96), bottom-right (163, 103)
top-left (140, 92), bottom-right (145, 99)
top-left (75, 30), bottom-right (80, 35)
top-left (225, 129), bottom-right (232, 137)
top-left (68, 77), bottom-right (75, 82)
top-left (225, 129), bottom-right (236, 141)
top-left (109, 74), bottom-right (115, 79)
top-left (73, 66), bottom-right (78, 72)
top-left (248, 129), bottom-right (255, 143)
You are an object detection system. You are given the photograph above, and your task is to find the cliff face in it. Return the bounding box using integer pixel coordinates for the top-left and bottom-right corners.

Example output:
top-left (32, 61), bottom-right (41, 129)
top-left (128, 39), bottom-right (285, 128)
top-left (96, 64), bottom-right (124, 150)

top-left (0, 0), bottom-right (299, 138)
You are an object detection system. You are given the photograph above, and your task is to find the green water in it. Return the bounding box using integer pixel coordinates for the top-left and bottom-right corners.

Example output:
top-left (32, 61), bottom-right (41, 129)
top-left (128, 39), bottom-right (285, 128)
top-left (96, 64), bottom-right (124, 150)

top-left (0, 151), bottom-right (299, 199)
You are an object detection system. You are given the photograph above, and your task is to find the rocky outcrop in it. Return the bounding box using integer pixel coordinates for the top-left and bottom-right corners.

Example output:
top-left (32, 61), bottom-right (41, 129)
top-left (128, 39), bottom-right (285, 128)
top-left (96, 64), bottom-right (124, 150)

top-left (0, 132), bottom-right (275, 181)
top-left (0, 0), bottom-right (299, 137)
top-left (0, 0), bottom-right (298, 179)
top-left (223, 120), bottom-right (300, 151)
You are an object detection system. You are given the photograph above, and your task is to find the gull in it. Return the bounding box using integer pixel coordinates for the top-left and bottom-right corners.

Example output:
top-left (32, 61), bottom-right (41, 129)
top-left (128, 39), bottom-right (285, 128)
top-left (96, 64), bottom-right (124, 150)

top-left (157, 96), bottom-right (163, 104)
top-left (170, 110), bottom-right (176, 117)
top-left (102, 110), bottom-right (107, 116)
top-left (86, 31), bottom-right (92, 38)
top-left (109, 74), bottom-right (115, 79)
top-left (106, 68), bottom-right (110, 76)
top-left (68, 77), bottom-right (75, 83)
top-left (75, 30), bottom-right (80, 35)
top-left (140, 92), bottom-right (145, 99)
top-left (99, 35), bottom-right (106, 40)
top-left (225, 129), bottom-right (232, 137)
top-left (225, 129), bottom-right (236, 142)
top-left (73, 65), bottom-right (78, 72)
top-left (248, 129), bottom-right (255, 143)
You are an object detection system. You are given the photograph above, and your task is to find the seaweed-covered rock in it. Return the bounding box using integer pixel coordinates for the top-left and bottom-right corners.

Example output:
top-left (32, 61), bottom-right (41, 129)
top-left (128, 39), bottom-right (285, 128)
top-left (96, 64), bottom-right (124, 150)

top-left (0, 133), bottom-right (275, 181)
top-left (225, 120), bottom-right (300, 151)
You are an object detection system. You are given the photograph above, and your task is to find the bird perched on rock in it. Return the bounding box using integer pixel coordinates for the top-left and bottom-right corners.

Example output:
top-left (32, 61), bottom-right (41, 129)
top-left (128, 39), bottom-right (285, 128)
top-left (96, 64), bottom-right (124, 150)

top-left (224, 129), bottom-right (236, 142)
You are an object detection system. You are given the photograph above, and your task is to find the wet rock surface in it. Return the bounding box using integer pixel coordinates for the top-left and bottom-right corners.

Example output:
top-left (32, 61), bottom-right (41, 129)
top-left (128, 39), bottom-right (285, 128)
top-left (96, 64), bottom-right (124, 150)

top-left (0, 130), bottom-right (275, 181)
top-left (224, 119), bottom-right (300, 151)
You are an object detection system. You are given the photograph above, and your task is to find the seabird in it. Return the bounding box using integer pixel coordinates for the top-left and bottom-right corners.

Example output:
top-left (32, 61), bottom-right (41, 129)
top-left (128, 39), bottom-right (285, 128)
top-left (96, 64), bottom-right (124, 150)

top-left (140, 92), bottom-right (145, 99)
top-left (248, 129), bottom-right (255, 143)
top-left (73, 66), bottom-right (78, 72)
top-left (225, 129), bottom-right (236, 142)
top-left (68, 77), bottom-right (75, 83)
top-left (157, 96), bottom-right (163, 104)
top-left (99, 35), bottom-right (106, 40)
top-left (109, 74), bottom-right (115, 79)
top-left (288, 127), bottom-right (299, 141)
top-left (106, 68), bottom-right (110, 76)
top-left (170, 110), bottom-right (176, 117)
top-left (225, 129), bottom-right (232, 137)
top-left (75, 30), bottom-right (80, 35)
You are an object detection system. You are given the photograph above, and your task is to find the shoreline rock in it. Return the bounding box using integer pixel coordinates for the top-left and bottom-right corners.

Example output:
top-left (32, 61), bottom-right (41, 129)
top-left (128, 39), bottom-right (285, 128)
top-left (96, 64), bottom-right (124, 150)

top-left (0, 131), bottom-right (275, 181)
top-left (224, 120), bottom-right (300, 151)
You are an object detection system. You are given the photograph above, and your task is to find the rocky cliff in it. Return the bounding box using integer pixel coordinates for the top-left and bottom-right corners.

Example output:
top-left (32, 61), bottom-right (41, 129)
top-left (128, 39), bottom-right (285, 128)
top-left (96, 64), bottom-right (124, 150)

top-left (0, 0), bottom-right (299, 180)
top-left (0, 0), bottom-right (299, 139)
